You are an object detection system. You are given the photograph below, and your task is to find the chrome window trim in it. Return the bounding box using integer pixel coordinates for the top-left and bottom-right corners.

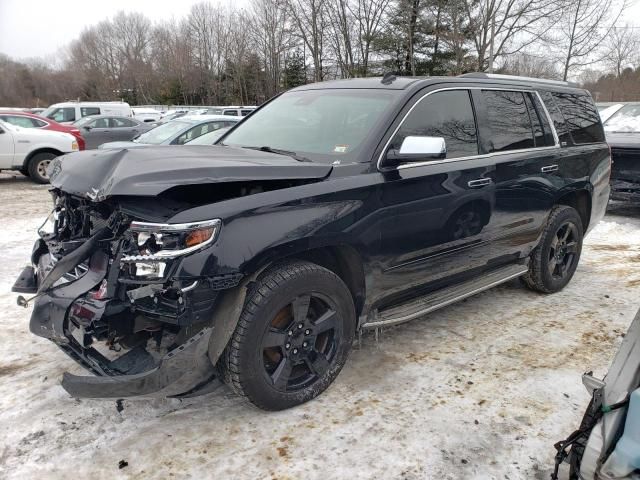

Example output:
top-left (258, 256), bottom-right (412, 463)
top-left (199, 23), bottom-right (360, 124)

top-left (376, 86), bottom-right (561, 172)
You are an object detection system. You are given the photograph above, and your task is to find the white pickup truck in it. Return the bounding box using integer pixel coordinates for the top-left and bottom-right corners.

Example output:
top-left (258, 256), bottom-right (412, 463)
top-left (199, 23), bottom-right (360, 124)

top-left (0, 119), bottom-right (78, 183)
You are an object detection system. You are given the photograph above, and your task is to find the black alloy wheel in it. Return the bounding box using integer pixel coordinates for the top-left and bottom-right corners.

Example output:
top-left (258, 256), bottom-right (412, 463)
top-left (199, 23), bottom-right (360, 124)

top-left (219, 260), bottom-right (355, 410)
top-left (262, 293), bottom-right (341, 392)
top-left (548, 221), bottom-right (580, 280)
top-left (523, 205), bottom-right (584, 293)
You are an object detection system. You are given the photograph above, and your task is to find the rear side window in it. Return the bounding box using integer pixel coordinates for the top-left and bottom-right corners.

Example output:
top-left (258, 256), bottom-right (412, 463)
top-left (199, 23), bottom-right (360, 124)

top-left (223, 110), bottom-right (238, 116)
top-left (390, 89), bottom-right (478, 159)
top-left (111, 117), bottom-right (136, 127)
top-left (549, 93), bottom-right (604, 144)
top-left (81, 107), bottom-right (100, 117)
top-left (524, 93), bottom-right (554, 147)
top-left (481, 90), bottom-right (534, 152)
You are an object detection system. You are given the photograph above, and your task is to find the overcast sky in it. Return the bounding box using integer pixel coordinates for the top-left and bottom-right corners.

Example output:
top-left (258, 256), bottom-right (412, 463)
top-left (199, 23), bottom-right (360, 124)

top-left (0, 0), bottom-right (247, 59)
top-left (1, 0), bottom-right (639, 60)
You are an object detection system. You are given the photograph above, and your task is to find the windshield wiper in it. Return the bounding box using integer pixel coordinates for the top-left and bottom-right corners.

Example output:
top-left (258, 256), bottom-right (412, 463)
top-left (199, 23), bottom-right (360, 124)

top-left (244, 145), bottom-right (312, 162)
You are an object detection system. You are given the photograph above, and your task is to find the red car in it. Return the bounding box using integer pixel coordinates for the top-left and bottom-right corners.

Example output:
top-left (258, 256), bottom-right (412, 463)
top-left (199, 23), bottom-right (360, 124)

top-left (0, 111), bottom-right (85, 150)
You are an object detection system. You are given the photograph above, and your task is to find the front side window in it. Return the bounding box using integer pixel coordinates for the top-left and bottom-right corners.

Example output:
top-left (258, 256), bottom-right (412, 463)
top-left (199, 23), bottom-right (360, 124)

top-left (223, 89), bottom-right (396, 163)
top-left (482, 90), bottom-right (535, 152)
top-left (390, 89), bottom-right (478, 159)
top-left (89, 117), bottom-right (109, 128)
top-left (81, 107), bottom-right (100, 117)
top-left (550, 93), bottom-right (604, 144)
top-left (43, 107), bottom-right (76, 123)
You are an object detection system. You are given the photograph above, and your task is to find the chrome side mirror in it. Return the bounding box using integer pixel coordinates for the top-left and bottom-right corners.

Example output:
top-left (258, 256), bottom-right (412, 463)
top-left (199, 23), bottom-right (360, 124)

top-left (385, 136), bottom-right (446, 166)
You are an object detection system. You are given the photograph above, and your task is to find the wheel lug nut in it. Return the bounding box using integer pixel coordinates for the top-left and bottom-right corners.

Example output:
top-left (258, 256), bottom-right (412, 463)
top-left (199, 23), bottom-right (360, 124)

top-left (288, 331), bottom-right (293, 336)
top-left (297, 324), bottom-right (303, 329)
top-left (293, 348), bottom-right (298, 354)
top-left (285, 343), bottom-right (290, 349)
top-left (305, 329), bottom-right (310, 335)
top-left (303, 342), bottom-right (308, 347)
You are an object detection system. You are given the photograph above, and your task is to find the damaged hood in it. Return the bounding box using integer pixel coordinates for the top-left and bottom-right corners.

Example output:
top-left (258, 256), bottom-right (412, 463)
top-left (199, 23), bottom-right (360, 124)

top-left (48, 145), bottom-right (333, 200)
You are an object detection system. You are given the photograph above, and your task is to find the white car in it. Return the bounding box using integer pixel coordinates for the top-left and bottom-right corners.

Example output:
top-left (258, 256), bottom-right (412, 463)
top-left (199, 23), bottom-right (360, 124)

top-left (40, 101), bottom-right (132, 124)
top-left (0, 119), bottom-right (79, 183)
top-left (131, 107), bottom-right (162, 123)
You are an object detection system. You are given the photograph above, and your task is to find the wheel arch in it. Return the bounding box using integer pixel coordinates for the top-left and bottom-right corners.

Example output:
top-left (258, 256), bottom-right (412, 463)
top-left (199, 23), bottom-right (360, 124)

top-left (23, 147), bottom-right (63, 169)
top-left (245, 242), bottom-right (367, 320)
top-left (555, 188), bottom-right (592, 232)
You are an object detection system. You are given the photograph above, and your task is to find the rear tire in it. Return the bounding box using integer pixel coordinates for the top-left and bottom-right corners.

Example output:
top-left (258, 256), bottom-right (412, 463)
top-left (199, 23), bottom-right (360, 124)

top-left (28, 152), bottom-right (57, 184)
top-left (219, 260), bottom-right (355, 410)
top-left (523, 205), bottom-right (584, 293)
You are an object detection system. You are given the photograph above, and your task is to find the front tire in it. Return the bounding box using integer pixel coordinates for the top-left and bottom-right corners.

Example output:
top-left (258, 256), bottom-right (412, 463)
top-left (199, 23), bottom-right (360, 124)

top-left (219, 261), bottom-right (356, 410)
top-left (28, 152), bottom-right (57, 184)
top-left (523, 205), bottom-right (584, 293)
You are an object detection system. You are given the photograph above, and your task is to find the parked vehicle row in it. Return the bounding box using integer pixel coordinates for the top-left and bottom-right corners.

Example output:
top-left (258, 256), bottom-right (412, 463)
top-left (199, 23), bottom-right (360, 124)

top-left (12, 73), bottom-right (611, 411)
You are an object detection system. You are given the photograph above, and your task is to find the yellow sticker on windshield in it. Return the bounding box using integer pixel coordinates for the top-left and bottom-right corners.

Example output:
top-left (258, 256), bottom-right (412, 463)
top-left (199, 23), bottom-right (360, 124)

top-left (333, 145), bottom-right (349, 153)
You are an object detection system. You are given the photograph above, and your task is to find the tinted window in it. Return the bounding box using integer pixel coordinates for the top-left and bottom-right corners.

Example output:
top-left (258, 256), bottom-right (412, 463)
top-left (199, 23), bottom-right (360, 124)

top-left (482, 90), bottom-right (534, 152)
top-left (550, 93), bottom-right (604, 144)
top-left (390, 90), bottom-right (478, 159)
top-left (81, 107), bottom-right (100, 117)
top-left (539, 91), bottom-right (570, 144)
top-left (241, 109), bottom-right (253, 116)
top-left (223, 110), bottom-right (238, 116)
top-left (530, 94), bottom-right (555, 146)
top-left (524, 93), bottom-right (554, 147)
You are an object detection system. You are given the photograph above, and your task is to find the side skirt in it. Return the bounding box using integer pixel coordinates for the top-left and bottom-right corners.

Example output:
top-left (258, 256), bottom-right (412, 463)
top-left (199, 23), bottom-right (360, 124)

top-left (363, 262), bottom-right (529, 330)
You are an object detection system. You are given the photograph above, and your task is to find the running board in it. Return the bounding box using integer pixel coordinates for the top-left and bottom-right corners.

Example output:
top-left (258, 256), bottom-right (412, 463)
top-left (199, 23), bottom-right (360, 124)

top-left (363, 264), bottom-right (529, 329)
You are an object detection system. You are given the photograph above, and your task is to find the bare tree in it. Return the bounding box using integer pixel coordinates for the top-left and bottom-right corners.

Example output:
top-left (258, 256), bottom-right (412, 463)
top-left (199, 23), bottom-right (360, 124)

top-left (603, 25), bottom-right (639, 77)
top-left (352, 0), bottom-right (391, 76)
top-left (557, 0), bottom-right (627, 81)
top-left (288, 0), bottom-right (329, 82)
top-left (250, 0), bottom-right (291, 97)
top-left (463, 0), bottom-right (563, 72)
top-left (326, 0), bottom-right (357, 78)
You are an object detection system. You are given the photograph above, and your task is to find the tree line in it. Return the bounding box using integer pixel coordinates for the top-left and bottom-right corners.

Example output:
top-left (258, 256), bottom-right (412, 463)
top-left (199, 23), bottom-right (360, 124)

top-left (0, 0), bottom-right (637, 108)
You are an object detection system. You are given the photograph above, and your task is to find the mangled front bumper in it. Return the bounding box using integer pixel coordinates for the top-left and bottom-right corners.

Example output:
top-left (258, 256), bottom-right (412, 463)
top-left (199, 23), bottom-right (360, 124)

top-left (13, 242), bottom-right (221, 399)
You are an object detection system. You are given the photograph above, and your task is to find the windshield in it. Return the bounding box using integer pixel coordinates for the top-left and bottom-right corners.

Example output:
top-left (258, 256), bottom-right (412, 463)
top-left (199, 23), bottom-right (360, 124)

top-left (41, 106), bottom-right (76, 123)
top-left (604, 104), bottom-right (640, 133)
top-left (135, 120), bottom-right (191, 144)
top-left (222, 89), bottom-right (397, 162)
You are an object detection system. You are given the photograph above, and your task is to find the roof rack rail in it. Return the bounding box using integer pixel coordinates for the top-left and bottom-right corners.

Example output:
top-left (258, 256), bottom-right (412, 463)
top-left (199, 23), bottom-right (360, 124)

top-left (458, 72), bottom-right (578, 88)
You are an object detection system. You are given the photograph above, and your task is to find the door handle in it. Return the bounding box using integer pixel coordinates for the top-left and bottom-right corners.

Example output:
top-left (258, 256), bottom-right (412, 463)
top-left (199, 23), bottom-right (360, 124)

top-left (467, 178), bottom-right (492, 188)
top-left (541, 164), bottom-right (558, 173)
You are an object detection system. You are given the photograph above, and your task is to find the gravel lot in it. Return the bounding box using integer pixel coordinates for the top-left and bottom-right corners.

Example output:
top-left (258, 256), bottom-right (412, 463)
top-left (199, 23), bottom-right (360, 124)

top-left (0, 172), bottom-right (639, 480)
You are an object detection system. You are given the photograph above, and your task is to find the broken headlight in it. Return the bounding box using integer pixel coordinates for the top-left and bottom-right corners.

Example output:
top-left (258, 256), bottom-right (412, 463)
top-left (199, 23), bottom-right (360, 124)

top-left (121, 219), bottom-right (221, 278)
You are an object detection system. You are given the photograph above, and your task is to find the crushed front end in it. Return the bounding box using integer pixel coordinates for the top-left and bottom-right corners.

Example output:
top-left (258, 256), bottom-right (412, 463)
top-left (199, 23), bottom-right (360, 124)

top-left (12, 190), bottom-right (233, 399)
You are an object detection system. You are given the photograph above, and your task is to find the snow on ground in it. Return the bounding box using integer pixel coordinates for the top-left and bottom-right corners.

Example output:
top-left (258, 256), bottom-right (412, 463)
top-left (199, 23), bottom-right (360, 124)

top-left (0, 172), bottom-right (639, 480)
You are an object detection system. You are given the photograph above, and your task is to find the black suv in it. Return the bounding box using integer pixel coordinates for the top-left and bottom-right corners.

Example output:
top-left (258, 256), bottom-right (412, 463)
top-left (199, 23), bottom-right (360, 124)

top-left (13, 73), bottom-right (610, 410)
